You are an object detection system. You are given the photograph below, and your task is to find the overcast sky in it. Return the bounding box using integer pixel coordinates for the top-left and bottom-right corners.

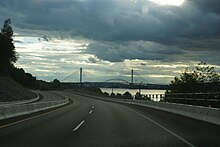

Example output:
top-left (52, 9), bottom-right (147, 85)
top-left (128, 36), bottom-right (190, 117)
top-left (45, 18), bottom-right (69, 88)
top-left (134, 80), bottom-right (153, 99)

top-left (1, 0), bottom-right (220, 84)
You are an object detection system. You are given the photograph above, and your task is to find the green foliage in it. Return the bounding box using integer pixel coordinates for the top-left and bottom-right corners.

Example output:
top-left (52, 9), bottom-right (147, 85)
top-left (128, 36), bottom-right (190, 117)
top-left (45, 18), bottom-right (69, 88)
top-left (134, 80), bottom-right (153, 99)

top-left (195, 62), bottom-right (219, 83)
top-left (0, 19), bottom-right (18, 73)
top-left (9, 67), bottom-right (62, 90)
top-left (9, 67), bottom-right (37, 89)
top-left (169, 62), bottom-right (220, 93)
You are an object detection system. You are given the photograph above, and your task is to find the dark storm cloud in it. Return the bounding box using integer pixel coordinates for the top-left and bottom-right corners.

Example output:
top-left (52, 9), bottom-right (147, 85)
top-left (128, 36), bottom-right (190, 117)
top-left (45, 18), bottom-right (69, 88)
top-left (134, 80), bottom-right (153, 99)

top-left (85, 41), bottom-right (185, 62)
top-left (85, 40), bottom-right (220, 64)
top-left (1, 0), bottom-right (219, 41)
top-left (1, 0), bottom-right (220, 63)
top-left (190, 0), bottom-right (220, 14)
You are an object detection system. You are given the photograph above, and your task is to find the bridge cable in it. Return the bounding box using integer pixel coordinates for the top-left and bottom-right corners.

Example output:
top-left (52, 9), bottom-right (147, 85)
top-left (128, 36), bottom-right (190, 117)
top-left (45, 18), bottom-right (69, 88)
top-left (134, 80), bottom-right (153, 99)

top-left (62, 70), bottom-right (79, 82)
top-left (133, 71), bottom-right (148, 83)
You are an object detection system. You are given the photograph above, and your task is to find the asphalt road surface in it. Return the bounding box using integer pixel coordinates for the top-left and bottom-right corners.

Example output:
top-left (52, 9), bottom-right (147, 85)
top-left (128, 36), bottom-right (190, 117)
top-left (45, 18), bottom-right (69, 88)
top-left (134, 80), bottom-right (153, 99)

top-left (0, 91), bottom-right (219, 147)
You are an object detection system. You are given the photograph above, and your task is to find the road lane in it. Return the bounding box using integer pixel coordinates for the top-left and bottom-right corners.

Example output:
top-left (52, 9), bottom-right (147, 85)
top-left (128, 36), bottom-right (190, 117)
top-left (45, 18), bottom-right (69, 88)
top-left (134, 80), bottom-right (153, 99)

top-left (37, 91), bottom-right (67, 102)
top-left (122, 103), bottom-right (220, 147)
top-left (66, 94), bottom-right (192, 147)
top-left (73, 120), bottom-right (85, 132)
top-left (0, 91), bottom-right (219, 146)
top-left (64, 92), bottom-right (220, 147)
top-left (0, 92), bottom-right (91, 146)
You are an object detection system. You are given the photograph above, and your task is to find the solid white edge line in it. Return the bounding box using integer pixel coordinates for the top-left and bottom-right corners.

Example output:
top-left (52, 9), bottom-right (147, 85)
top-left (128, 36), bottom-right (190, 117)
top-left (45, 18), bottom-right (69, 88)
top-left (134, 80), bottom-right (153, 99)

top-left (72, 120), bottom-right (85, 132)
top-left (128, 108), bottom-right (197, 147)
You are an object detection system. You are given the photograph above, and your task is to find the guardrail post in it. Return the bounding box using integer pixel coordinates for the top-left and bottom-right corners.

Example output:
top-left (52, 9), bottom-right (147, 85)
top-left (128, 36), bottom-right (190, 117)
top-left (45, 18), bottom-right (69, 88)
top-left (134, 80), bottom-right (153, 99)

top-left (156, 95), bottom-right (158, 102)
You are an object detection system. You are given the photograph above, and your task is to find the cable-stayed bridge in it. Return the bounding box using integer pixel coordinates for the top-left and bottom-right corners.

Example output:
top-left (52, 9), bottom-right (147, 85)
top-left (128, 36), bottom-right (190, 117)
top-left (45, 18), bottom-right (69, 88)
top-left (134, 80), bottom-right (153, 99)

top-left (62, 68), bottom-right (143, 84)
top-left (61, 68), bottom-right (168, 89)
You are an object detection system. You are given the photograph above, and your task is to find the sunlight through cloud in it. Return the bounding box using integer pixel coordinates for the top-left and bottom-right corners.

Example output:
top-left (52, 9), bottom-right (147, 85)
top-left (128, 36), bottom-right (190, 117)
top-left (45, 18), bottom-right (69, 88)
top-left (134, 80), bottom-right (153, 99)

top-left (149, 0), bottom-right (184, 6)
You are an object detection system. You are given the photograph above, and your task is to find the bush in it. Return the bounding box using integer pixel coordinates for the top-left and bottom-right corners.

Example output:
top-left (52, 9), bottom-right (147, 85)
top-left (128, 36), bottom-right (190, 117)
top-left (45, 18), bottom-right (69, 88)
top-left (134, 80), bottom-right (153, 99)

top-left (123, 91), bottom-right (133, 99)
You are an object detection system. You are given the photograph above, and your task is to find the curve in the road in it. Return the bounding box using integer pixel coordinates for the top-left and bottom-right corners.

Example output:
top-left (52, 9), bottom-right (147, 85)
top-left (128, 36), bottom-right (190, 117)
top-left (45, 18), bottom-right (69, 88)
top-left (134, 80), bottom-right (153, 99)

top-left (0, 91), bottom-right (219, 147)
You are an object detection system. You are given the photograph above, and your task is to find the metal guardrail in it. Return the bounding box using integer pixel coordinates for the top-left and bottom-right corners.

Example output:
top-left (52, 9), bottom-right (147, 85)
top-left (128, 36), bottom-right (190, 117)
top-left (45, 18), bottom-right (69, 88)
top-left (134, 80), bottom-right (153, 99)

top-left (164, 93), bottom-right (220, 108)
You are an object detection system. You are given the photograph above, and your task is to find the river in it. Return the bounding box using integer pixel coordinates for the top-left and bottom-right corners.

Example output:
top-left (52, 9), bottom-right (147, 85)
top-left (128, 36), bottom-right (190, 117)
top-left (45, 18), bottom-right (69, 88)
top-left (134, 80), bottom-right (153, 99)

top-left (100, 88), bottom-right (166, 96)
top-left (100, 88), bottom-right (166, 101)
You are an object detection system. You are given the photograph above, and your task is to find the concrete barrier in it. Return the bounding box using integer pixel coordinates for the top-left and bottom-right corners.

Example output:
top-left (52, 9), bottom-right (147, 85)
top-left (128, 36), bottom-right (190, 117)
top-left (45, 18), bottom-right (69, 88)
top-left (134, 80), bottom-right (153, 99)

top-left (128, 100), bottom-right (220, 125)
top-left (0, 97), bottom-right (69, 120)
top-left (112, 98), bottom-right (220, 125)
top-left (71, 92), bottom-right (220, 125)
top-left (0, 91), bottom-right (39, 106)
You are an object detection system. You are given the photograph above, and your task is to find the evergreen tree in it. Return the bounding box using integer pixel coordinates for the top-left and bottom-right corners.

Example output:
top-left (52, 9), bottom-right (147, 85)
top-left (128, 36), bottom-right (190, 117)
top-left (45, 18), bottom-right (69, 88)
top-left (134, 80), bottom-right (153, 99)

top-left (0, 19), bottom-right (18, 73)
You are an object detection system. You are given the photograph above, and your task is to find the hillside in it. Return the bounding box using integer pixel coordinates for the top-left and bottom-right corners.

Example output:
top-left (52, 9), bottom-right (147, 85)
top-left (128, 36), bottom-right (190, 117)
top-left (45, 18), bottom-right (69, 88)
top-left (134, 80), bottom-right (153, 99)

top-left (0, 74), bottom-right (36, 102)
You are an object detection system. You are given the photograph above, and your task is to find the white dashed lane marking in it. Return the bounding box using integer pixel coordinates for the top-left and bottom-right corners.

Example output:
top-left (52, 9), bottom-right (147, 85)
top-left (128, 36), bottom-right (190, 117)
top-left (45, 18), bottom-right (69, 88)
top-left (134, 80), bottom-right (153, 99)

top-left (72, 120), bottom-right (85, 132)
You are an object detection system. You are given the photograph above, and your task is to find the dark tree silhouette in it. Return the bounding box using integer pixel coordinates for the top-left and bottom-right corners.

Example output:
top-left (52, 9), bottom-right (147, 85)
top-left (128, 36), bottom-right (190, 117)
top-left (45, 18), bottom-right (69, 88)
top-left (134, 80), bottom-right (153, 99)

top-left (0, 19), bottom-right (18, 73)
top-left (0, 19), bottom-right (62, 90)
top-left (51, 79), bottom-right (61, 89)
top-left (135, 92), bottom-right (143, 100)
top-left (123, 91), bottom-right (133, 99)
top-left (169, 62), bottom-right (220, 93)
top-left (110, 92), bottom-right (116, 97)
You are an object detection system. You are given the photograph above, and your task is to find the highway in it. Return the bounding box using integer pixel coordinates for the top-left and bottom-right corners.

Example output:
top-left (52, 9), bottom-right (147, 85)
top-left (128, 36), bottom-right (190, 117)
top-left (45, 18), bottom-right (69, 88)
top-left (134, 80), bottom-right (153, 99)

top-left (0, 91), bottom-right (220, 147)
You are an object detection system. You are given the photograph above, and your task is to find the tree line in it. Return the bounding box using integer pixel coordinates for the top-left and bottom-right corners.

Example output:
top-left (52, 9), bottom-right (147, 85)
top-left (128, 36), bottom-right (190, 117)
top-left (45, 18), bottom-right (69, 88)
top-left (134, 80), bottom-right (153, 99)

top-left (169, 62), bottom-right (220, 93)
top-left (0, 19), bottom-right (60, 90)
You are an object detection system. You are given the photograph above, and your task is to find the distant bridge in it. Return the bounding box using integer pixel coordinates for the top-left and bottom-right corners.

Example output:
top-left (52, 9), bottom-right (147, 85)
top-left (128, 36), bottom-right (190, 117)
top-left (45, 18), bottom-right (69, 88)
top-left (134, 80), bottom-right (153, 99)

top-left (61, 68), bottom-right (148, 85)
top-left (104, 79), bottom-right (130, 84)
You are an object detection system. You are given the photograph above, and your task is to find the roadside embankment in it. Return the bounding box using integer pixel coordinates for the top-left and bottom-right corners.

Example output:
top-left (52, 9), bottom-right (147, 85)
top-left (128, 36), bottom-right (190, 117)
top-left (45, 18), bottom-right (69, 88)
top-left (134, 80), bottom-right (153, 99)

top-left (0, 75), bottom-right (36, 102)
top-left (0, 91), bottom-right (39, 106)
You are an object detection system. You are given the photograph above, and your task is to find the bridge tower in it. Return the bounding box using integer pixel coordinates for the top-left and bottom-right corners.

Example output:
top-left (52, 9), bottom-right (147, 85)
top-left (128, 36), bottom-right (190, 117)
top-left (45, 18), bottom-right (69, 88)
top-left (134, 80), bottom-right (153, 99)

top-left (80, 68), bottom-right (83, 83)
top-left (131, 69), bottom-right (134, 85)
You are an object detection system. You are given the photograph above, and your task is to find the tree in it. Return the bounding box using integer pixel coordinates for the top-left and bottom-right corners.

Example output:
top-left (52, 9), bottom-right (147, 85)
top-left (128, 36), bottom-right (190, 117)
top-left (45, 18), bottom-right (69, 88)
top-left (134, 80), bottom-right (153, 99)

top-left (9, 67), bottom-right (37, 89)
top-left (103, 92), bottom-right (109, 96)
top-left (135, 92), bottom-right (143, 100)
top-left (122, 91), bottom-right (133, 99)
top-left (195, 62), bottom-right (219, 83)
top-left (169, 62), bottom-right (220, 93)
top-left (51, 79), bottom-right (61, 90)
top-left (110, 92), bottom-right (116, 97)
top-left (116, 93), bottom-right (122, 97)
top-left (0, 19), bottom-right (18, 73)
